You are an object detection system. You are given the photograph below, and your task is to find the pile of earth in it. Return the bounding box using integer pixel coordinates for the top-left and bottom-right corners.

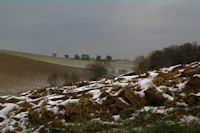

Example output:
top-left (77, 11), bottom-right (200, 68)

top-left (0, 62), bottom-right (200, 132)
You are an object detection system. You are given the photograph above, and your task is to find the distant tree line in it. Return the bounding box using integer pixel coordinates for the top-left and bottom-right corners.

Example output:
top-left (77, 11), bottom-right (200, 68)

top-left (52, 53), bottom-right (113, 61)
top-left (73, 54), bottom-right (113, 61)
top-left (135, 42), bottom-right (200, 71)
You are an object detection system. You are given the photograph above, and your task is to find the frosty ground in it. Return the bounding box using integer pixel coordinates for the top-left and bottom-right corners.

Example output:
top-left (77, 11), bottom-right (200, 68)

top-left (0, 62), bottom-right (200, 132)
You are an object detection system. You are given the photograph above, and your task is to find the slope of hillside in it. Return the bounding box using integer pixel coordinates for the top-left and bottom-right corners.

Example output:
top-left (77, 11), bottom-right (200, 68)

top-left (0, 50), bottom-right (134, 71)
top-left (0, 62), bottom-right (200, 132)
top-left (0, 52), bottom-right (89, 95)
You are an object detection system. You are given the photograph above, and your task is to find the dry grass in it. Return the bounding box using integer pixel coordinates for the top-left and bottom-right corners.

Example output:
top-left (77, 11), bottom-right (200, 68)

top-left (0, 52), bottom-right (89, 95)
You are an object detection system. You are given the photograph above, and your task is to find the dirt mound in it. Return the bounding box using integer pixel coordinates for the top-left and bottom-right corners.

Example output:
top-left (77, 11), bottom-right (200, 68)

top-left (0, 62), bottom-right (200, 132)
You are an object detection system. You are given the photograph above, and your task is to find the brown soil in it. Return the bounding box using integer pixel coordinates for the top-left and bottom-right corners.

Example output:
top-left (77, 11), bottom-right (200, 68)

top-left (0, 52), bottom-right (89, 95)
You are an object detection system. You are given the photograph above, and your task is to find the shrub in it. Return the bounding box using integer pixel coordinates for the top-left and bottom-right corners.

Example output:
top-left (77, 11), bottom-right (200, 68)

top-left (87, 62), bottom-right (107, 80)
top-left (87, 61), bottom-right (116, 80)
top-left (134, 55), bottom-right (149, 71)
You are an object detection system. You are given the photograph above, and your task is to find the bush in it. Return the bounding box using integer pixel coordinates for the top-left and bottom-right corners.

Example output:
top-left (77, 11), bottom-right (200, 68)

top-left (87, 62), bottom-right (107, 80)
top-left (134, 55), bottom-right (149, 71)
top-left (87, 61), bottom-right (116, 80)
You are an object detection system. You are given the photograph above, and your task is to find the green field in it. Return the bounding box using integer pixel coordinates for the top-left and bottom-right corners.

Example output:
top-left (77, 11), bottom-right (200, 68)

top-left (0, 50), bottom-right (134, 71)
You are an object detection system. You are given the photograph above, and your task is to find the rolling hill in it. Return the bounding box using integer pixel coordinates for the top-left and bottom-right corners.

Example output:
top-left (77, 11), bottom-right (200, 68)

top-left (0, 50), bottom-right (134, 71)
top-left (0, 52), bottom-right (89, 95)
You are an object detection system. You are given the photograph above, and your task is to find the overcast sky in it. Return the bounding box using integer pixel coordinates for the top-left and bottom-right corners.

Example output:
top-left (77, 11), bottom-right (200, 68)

top-left (0, 0), bottom-right (200, 59)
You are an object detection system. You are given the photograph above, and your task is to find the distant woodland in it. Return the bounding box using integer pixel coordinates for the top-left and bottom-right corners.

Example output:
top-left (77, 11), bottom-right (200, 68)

top-left (135, 42), bottom-right (200, 71)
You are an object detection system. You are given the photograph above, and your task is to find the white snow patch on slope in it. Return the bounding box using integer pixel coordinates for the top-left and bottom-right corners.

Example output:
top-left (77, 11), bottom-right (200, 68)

top-left (180, 115), bottom-right (199, 124)
top-left (135, 72), bottom-right (158, 97)
top-left (0, 103), bottom-right (17, 118)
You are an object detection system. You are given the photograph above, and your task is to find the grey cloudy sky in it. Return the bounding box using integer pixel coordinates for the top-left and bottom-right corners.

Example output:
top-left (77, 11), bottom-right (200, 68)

top-left (0, 0), bottom-right (200, 59)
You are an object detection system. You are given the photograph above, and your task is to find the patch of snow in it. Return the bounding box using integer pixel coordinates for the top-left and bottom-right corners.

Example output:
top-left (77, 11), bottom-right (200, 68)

top-left (194, 92), bottom-right (200, 96)
top-left (179, 93), bottom-right (186, 97)
top-left (162, 93), bottom-right (174, 101)
top-left (139, 72), bottom-right (158, 90)
top-left (112, 82), bottom-right (129, 87)
top-left (135, 71), bottom-right (158, 97)
top-left (0, 96), bottom-right (9, 99)
top-left (176, 81), bottom-right (188, 91)
top-left (112, 115), bottom-right (120, 121)
top-left (179, 69), bottom-right (184, 73)
top-left (180, 115), bottom-right (199, 124)
top-left (122, 75), bottom-right (139, 81)
top-left (87, 89), bottom-right (102, 100)
top-left (0, 103), bottom-right (18, 118)
top-left (168, 64), bottom-right (182, 71)
top-left (193, 74), bottom-right (200, 78)
top-left (61, 99), bottom-right (79, 105)
top-left (72, 86), bottom-right (90, 92)
top-left (140, 106), bottom-right (174, 115)
top-left (47, 95), bottom-right (65, 100)
top-left (161, 64), bottom-right (181, 73)
top-left (48, 100), bottom-right (63, 105)
top-left (113, 89), bottom-right (123, 96)
top-left (176, 102), bottom-right (188, 107)
top-left (118, 97), bottom-right (129, 105)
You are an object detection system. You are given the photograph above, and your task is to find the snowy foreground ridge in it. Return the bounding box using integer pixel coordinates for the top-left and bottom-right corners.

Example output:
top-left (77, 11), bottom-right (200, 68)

top-left (1, 62), bottom-right (200, 132)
